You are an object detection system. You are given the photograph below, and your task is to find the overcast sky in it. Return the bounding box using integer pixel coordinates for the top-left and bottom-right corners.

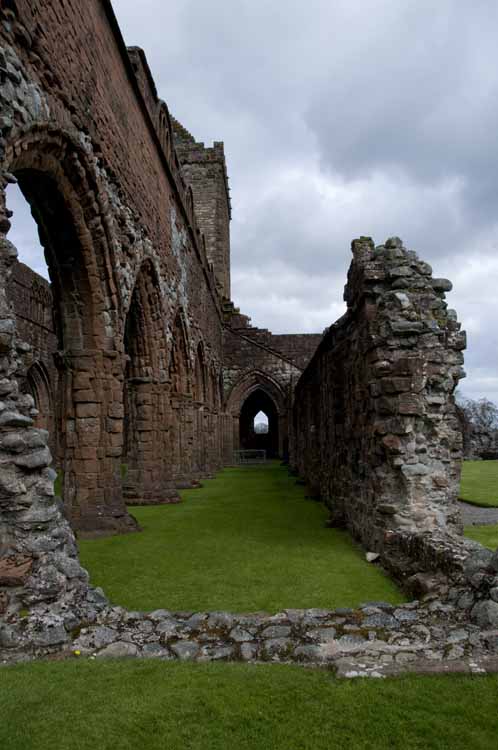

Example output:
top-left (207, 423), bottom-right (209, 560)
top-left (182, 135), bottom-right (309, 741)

top-left (6, 0), bottom-right (498, 401)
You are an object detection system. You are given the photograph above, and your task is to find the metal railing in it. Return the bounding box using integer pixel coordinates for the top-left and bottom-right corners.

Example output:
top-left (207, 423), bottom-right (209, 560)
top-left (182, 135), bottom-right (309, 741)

top-left (233, 449), bottom-right (267, 464)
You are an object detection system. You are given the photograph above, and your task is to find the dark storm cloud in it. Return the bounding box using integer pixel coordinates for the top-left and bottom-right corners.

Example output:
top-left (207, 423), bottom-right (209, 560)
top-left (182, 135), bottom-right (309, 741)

top-left (7, 0), bottom-right (498, 399)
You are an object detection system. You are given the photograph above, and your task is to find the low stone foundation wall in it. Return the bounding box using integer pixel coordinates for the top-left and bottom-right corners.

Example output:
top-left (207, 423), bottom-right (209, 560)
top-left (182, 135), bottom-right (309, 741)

top-left (3, 596), bottom-right (498, 680)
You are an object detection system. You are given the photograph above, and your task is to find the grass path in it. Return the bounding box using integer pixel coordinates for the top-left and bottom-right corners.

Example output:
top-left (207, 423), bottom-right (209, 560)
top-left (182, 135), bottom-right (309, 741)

top-left (460, 460), bottom-right (498, 507)
top-left (79, 463), bottom-right (403, 612)
top-left (3, 660), bottom-right (498, 750)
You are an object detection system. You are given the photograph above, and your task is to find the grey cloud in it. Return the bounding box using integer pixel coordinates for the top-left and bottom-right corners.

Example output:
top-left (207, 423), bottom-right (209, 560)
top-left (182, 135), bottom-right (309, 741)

top-left (6, 0), bottom-right (498, 400)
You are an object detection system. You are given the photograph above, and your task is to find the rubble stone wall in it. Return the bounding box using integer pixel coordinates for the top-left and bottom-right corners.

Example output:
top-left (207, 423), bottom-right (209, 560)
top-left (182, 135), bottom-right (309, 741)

top-left (291, 237), bottom-right (467, 552)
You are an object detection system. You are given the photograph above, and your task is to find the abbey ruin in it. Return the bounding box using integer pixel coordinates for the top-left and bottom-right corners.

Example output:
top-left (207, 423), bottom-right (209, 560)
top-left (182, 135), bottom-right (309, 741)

top-left (2, 1), bottom-right (498, 672)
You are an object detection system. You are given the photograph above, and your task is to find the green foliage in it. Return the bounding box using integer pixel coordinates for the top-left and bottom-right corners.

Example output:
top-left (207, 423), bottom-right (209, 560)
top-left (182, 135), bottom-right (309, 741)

top-left (460, 460), bottom-right (498, 507)
top-left (79, 463), bottom-right (404, 612)
top-left (2, 661), bottom-right (498, 750)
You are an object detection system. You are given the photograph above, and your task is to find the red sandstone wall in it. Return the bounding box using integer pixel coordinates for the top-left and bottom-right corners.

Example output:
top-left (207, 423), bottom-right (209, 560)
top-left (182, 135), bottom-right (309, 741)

top-left (0, 1), bottom-right (226, 531)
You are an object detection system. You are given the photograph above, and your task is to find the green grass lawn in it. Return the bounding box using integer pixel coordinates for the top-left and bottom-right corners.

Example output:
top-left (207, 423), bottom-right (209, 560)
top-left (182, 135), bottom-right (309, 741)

top-left (78, 463), bottom-right (403, 612)
top-left (2, 660), bottom-right (498, 750)
top-left (465, 524), bottom-right (498, 549)
top-left (460, 460), bottom-right (498, 507)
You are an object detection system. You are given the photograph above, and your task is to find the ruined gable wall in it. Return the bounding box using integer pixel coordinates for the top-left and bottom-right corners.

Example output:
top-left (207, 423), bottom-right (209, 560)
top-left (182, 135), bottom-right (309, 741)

top-left (223, 303), bottom-right (322, 374)
top-left (291, 237), bottom-right (466, 553)
top-left (222, 326), bottom-right (302, 404)
top-left (266, 334), bottom-right (323, 371)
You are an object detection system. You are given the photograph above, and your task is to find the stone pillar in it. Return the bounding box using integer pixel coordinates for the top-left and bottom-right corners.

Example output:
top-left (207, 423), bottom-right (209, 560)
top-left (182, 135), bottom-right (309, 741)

top-left (0, 230), bottom-right (106, 658)
top-left (122, 379), bottom-right (178, 505)
top-left (60, 349), bottom-right (137, 534)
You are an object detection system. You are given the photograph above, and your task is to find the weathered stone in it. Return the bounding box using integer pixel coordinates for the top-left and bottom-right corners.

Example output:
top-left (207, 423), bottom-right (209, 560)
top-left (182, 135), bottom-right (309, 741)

top-left (239, 642), bottom-right (258, 661)
top-left (472, 601), bottom-right (498, 628)
top-left (308, 626), bottom-right (337, 642)
top-left (260, 625), bottom-right (291, 639)
top-left (363, 613), bottom-right (398, 630)
top-left (229, 627), bottom-right (253, 642)
top-left (157, 619), bottom-right (181, 639)
top-left (97, 641), bottom-right (139, 659)
top-left (431, 278), bottom-right (453, 292)
top-left (12, 446), bottom-right (51, 469)
top-left (170, 640), bottom-right (200, 660)
top-left (263, 638), bottom-right (292, 657)
top-left (31, 624), bottom-right (69, 647)
top-left (0, 554), bottom-right (33, 585)
top-left (141, 643), bottom-right (171, 659)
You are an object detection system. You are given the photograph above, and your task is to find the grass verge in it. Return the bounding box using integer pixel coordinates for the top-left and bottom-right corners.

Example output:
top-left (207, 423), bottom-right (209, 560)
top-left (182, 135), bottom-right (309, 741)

top-left (79, 463), bottom-right (404, 612)
top-left (460, 460), bottom-right (498, 507)
top-left (465, 524), bottom-right (498, 549)
top-left (2, 660), bottom-right (498, 750)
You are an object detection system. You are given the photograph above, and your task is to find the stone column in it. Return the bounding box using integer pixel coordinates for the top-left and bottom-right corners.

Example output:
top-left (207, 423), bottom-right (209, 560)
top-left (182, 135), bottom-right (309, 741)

top-left (60, 349), bottom-right (137, 535)
top-left (123, 378), bottom-right (180, 505)
top-left (0, 230), bottom-right (106, 658)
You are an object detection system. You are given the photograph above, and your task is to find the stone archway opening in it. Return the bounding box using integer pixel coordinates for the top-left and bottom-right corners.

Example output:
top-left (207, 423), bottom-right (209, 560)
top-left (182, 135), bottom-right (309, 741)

top-left (123, 260), bottom-right (169, 504)
top-left (5, 169), bottom-right (97, 474)
top-left (24, 360), bottom-right (55, 452)
top-left (239, 389), bottom-right (279, 458)
top-left (10, 169), bottom-right (98, 350)
top-left (4, 145), bottom-right (136, 534)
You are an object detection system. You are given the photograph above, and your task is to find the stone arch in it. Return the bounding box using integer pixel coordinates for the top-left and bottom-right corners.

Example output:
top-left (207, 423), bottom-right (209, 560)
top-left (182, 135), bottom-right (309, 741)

top-left (23, 360), bottom-right (55, 455)
top-left (157, 101), bottom-right (172, 159)
top-left (168, 310), bottom-right (197, 486)
top-left (226, 370), bottom-right (286, 417)
top-left (193, 341), bottom-right (207, 403)
top-left (122, 259), bottom-right (170, 503)
top-left (3, 126), bottom-right (118, 350)
top-left (225, 371), bottom-right (288, 460)
top-left (169, 310), bottom-right (191, 395)
top-left (2, 125), bottom-right (135, 533)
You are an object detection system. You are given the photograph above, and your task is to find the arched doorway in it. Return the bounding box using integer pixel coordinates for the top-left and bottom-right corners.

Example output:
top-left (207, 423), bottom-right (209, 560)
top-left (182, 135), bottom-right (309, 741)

top-left (193, 342), bottom-right (207, 475)
top-left (225, 371), bottom-right (288, 463)
top-left (3, 130), bottom-right (136, 533)
top-left (168, 311), bottom-right (195, 487)
top-left (122, 260), bottom-right (169, 504)
top-left (24, 361), bottom-right (55, 456)
top-left (239, 389), bottom-right (280, 458)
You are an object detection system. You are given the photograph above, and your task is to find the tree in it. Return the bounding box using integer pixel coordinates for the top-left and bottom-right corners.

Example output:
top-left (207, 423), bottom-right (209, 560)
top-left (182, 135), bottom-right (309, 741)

top-left (455, 393), bottom-right (498, 459)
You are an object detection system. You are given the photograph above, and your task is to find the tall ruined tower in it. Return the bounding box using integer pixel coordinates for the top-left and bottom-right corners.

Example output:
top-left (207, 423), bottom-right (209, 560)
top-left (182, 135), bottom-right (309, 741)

top-left (172, 119), bottom-right (232, 299)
